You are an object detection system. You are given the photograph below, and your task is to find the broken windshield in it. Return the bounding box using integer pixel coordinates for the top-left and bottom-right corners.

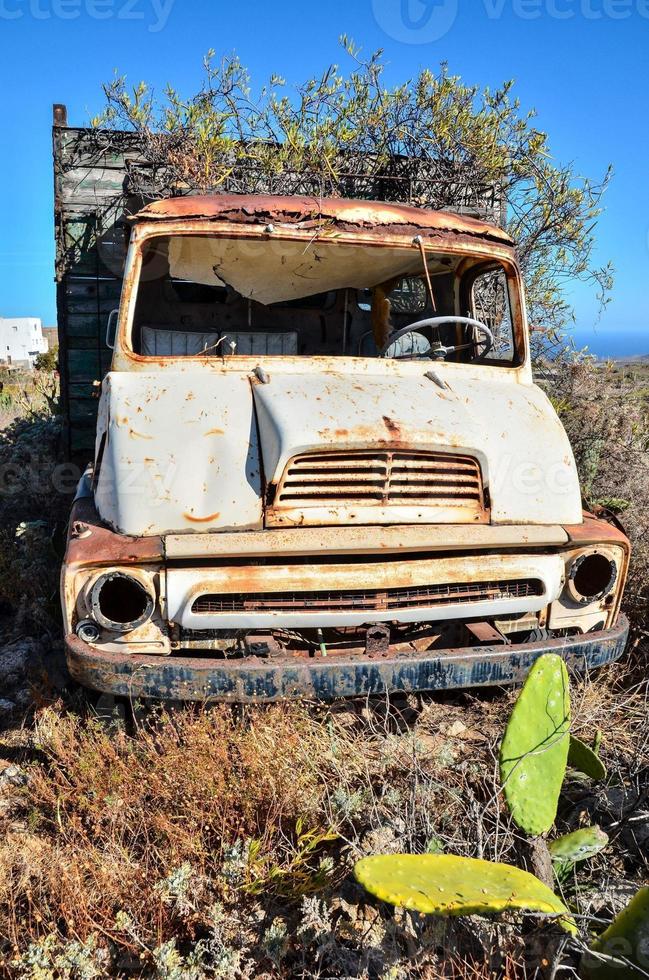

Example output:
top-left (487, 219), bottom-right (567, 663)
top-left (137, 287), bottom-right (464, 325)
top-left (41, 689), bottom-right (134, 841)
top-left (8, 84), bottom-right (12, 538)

top-left (129, 234), bottom-right (521, 365)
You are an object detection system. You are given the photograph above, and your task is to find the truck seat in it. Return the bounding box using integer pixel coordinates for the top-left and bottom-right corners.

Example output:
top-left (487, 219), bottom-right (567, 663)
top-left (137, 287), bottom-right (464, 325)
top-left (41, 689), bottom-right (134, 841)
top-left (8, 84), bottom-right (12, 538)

top-left (140, 324), bottom-right (221, 356)
top-left (219, 331), bottom-right (298, 356)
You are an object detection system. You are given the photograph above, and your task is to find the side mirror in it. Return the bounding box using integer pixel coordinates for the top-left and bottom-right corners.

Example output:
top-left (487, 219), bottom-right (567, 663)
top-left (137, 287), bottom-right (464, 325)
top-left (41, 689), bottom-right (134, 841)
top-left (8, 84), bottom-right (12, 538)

top-left (106, 309), bottom-right (119, 349)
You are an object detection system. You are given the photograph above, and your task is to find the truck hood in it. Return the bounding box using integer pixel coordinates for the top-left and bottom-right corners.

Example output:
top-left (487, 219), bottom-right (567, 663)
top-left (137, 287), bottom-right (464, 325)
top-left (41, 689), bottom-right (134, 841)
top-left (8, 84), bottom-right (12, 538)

top-left (252, 371), bottom-right (582, 526)
top-left (94, 368), bottom-right (582, 536)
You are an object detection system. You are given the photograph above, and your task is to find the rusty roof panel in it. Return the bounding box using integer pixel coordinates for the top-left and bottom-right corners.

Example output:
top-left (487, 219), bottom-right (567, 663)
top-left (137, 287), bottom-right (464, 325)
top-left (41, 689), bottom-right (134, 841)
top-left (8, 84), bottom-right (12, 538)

top-left (134, 194), bottom-right (514, 246)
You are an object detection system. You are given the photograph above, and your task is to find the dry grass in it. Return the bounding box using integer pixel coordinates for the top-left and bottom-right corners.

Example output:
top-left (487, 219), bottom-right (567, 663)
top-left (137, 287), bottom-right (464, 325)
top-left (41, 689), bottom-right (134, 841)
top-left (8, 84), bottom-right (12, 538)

top-left (0, 370), bottom-right (68, 635)
top-left (0, 364), bottom-right (647, 976)
top-left (550, 360), bottom-right (649, 630)
top-left (0, 670), bottom-right (646, 978)
top-left (0, 696), bottom-right (515, 976)
top-left (0, 368), bottom-right (58, 432)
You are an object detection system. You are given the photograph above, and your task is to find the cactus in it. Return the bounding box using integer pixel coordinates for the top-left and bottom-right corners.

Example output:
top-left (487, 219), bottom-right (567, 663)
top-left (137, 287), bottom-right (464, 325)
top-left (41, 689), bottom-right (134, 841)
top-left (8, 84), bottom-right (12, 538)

top-left (580, 886), bottom-right (649, 978)
top-left (549, 825), bottom-right (608, 864)
top-left (354, 854), bottom-right (577, 935)
top-left (568, 735), bottom-right (607, 781)
top-left (500, 654), bottom-right (571, 835)
top-left (549, 826), bottom-right (608, 881)
top-left (593, 729), bottom-right (603, 755)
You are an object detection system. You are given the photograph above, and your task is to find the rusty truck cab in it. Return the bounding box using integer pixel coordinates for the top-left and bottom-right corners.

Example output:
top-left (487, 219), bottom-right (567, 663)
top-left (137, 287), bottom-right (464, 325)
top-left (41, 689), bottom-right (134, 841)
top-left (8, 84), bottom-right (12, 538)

top-left (61, 195), bottom-right (629, 700)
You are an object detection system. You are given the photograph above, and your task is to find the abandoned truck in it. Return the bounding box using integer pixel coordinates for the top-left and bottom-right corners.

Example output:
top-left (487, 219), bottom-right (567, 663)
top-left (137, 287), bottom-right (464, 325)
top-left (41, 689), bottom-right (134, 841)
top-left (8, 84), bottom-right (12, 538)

top-left (60, 193), bottom-right (630, 701)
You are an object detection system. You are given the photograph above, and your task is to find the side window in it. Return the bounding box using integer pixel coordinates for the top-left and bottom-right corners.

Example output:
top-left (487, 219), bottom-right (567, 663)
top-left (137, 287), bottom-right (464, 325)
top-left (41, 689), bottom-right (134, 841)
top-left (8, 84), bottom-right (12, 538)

top-left (471, 268), bottom-right (515, 363)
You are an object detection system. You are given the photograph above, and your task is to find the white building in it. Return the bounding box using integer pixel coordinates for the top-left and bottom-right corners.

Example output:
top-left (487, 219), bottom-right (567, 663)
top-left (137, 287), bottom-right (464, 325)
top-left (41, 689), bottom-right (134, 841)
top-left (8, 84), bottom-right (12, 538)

top-left (0, 317), bottom-right (48, 368)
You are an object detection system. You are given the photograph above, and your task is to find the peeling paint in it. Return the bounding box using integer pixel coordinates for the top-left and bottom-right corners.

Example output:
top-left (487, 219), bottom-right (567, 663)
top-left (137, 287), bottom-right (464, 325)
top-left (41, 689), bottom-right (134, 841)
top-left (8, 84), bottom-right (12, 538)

top-left (59, 193), bottom-right (631, 699)
top-left (183, 511), bottom-right (222, 524)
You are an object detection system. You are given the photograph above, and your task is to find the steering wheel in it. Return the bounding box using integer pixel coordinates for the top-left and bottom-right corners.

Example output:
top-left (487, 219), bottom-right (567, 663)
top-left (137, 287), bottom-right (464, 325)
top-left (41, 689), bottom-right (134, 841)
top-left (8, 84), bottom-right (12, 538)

top-left (378, 316), bottom-right (494, 361)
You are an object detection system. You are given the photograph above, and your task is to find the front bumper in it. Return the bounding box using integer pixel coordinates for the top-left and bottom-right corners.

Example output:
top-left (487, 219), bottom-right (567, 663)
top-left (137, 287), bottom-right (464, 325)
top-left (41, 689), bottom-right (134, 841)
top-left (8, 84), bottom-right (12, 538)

top-left (64, 614), bottom-right (629, 703)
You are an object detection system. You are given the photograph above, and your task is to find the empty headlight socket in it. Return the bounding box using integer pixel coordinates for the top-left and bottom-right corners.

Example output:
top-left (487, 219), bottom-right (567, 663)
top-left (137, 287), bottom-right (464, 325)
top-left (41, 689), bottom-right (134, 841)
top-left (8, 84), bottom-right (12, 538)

top-left (89, 571), bottom-right (155, 632)
top-left (567, 549), bottom-right (618, 605)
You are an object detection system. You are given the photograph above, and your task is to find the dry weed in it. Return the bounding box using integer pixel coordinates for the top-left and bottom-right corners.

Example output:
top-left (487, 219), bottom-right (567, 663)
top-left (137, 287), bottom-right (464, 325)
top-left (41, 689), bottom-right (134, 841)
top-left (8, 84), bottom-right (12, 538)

top-left (0, 679), bottom-right (644, 978)
top-left (0, 366), bottom-right (647, 976)
top-left (550, 359), bottom-right (649, 629)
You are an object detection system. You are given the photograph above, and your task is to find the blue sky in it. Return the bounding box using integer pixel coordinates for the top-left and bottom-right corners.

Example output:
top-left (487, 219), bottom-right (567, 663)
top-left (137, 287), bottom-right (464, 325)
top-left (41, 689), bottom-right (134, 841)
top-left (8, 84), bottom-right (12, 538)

top-left (1, 0), bottom-right (648, 355)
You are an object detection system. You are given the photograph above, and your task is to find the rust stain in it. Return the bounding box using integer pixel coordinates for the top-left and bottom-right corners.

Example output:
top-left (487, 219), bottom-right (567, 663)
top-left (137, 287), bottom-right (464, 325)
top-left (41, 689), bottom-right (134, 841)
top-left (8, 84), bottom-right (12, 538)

top-left (382, 415), bottom-right (401, 437)
top-left (183, 511), bottom-right (221, 523)
top-left (132, 193), bottom-right (515, 248)
top-left (565, 514), bottom-right (630, 549)
top-left (318, 427), bottom-right (350, 438)
top-left (129, 428), bottom-right (153, 440)
top-left (166, 552), bottom-right (541, 599)
top-left (205, 428), bottom-right (225, 436)
top-left (163, 521), bottom-right (569, 560)
top-left (63, 496), bottom-right (162, 569)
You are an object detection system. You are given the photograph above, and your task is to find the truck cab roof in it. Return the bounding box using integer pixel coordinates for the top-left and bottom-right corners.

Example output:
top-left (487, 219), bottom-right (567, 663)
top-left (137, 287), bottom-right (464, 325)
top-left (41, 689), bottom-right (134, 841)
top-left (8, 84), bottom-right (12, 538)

top-left (132, 193), bottom-right (515, 252)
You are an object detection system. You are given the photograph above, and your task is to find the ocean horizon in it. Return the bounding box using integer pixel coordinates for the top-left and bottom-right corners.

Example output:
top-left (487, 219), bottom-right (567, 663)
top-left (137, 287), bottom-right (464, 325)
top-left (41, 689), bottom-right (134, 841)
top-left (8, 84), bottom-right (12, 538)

top-left (570, 329), bottom-right (649, 360)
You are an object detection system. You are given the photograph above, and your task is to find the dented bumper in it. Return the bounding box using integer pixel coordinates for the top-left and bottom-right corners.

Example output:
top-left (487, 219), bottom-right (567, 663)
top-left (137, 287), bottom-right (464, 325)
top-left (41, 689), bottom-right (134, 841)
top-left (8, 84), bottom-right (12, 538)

top-left (64, 614), bottom-right (629, 703)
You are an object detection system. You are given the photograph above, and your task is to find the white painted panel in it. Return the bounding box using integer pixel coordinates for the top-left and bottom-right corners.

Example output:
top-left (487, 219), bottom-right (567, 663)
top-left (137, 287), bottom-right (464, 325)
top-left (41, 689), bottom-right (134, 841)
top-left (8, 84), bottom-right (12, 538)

top-left (167, 553), bottom-right (564, 630)
top-left (94, 372), bottom-right (263, 535)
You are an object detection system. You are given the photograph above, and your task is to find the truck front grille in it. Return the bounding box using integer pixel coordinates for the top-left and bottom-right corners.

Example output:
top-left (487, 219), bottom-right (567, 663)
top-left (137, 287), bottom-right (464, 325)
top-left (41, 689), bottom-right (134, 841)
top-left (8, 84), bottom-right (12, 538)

top-left (274, 450), bottom-right (485, 511)
top-left (191, 579), bottom-right (543, 615)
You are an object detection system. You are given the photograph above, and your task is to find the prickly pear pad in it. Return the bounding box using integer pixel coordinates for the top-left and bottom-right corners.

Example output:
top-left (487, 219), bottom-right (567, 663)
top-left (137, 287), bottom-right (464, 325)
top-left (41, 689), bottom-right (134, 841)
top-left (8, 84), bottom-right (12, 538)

top-left (582, 887), bottom-right (649, 978)
top-left (568, 735), bottom-right (607, 781)
top-left (549, 826), bottom-right (608, 866)
top-left (500, 653), bottom-right (571, 835)
top-left (354, 854), bottom-right (577, 934)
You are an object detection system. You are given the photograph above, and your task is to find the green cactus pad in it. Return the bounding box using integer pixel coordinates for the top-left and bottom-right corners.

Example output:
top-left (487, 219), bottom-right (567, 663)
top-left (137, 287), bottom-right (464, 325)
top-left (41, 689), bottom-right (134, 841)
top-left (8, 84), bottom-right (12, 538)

top-left (581, 887), bottom-right (649, 978)
top-left (568, 735), bottom-right (607, 781)
top-left (354, 854), bottom-right (577, 935)
top-left (549, 826), bottom-right (608, 879)
top-left (500, 654), bottom-right (571, 835)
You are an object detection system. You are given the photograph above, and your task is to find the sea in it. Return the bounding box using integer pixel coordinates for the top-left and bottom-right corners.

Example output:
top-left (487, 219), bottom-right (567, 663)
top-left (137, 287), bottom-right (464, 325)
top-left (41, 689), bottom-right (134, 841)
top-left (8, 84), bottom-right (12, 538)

top-left (571, 329), bottom-right (649, 361)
